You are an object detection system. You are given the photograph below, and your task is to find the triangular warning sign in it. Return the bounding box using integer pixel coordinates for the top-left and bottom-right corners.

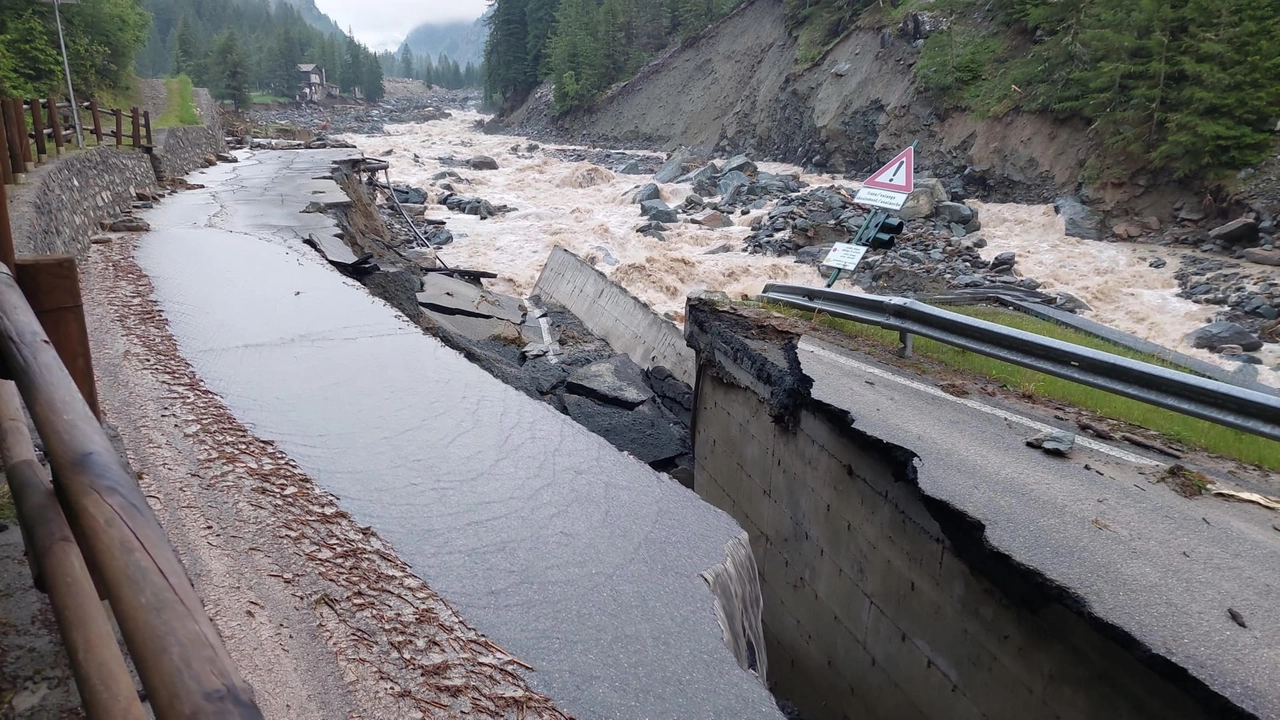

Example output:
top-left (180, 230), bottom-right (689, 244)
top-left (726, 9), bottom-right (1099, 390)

top-left (862, 147), bottom-right (914, 194)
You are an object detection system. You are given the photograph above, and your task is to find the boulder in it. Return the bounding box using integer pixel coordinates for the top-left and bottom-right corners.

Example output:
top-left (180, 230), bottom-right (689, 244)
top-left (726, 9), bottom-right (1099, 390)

top-left (676, 164), bottom-right (719, 185)
top-left (721, 155), bottom-right (758, 177)
top-left (936, 201), bottom-right (975, 225)
top-left (467, 155), bottom-right (499, 170)
top-left (1054, 196), bottom-right (1102, 240)
top-left (631, 183), bottom-right (662, 204)
top-left (717, 171), bottom-right (751, 198)
top-left (654, 150), bottom-right (691, 183)
top-left (1208, 218), bottom-right (1259, 244)
top-left (215, 152), bottom-right (239, 163)
top-left (990, 251), bottom-right (1017, 272)
top-left (565, 355), bottom-right (655, 409)
top-left (640, 199), bottom-right (678, 223)
top-left (1246, 249), bottom-right (1280, 267)
top-left (898, 178), bottom-right (948, 221)
top-left (108, 217), bottom-right (150, 233)
top-left (1026, 430), bottom-right (1075, 457)
top-left (393, 186), bottom-right (428, 205)
top-left (615, 160), bottom-right (643, 175)
top-left (704, 243), bottom-right (734, 255)
top-left (691, 209), bottom-right (732, 228)
top-left (1185, 322), bottom-right (1262, 352)
top-left (795, 244), bottom-right (835, 265)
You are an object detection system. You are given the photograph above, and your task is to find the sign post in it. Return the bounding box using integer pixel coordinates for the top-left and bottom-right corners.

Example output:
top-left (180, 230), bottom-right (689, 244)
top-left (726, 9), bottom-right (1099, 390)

top-left (824, 142), bottom-right (918, 288)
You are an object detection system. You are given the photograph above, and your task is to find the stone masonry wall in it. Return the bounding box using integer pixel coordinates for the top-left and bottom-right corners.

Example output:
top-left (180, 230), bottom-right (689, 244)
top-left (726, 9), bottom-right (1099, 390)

top-left (8, 146), bottom-right (158, 257)
top-left (151, 88), bottom-right (227, 181)
top-left (691, 353), bottom-right (1214, 720)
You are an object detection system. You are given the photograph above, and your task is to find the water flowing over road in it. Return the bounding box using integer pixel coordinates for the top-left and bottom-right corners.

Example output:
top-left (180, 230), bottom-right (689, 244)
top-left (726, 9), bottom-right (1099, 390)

top-left (132, 150), bottom-right (783, 719)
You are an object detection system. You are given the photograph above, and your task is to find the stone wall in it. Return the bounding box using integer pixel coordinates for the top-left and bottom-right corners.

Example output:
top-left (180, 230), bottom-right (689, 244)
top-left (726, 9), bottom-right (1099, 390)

top-left (8, 146), bottom-right (158, 257)
top-left (151, 88), bottom-right (227, 182)
top-left (687, 303), bottom-right (1218, 720)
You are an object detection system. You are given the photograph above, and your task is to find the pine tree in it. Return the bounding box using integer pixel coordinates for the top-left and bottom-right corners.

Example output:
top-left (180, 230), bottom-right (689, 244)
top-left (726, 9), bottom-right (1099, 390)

top-left (210, 31), bottom-right (251, 111)
top-left (173, 17), bottom-right (203, 81)
top-left (1154, 0), bottom-right (1280, 177)
top-left (525, 0), bottom-right (561, 79)
top-left (399, 46), bottom-right (415, 78)
top-left (548, 0), bottom-right (602, 113)
top-left (484, 0), bottom-right (532, 110)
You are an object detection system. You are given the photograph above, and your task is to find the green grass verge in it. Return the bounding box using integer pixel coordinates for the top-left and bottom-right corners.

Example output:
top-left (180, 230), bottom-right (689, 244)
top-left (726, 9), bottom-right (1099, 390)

top-left (155, 75), bottom-right (201, 128)
top-left (767, 303), bottom-right (1280, 470)
top-left (250, 93), bottom-right (292, 105)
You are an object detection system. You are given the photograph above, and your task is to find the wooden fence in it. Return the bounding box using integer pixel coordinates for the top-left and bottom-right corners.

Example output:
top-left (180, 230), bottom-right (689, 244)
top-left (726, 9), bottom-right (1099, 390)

top-left (0, 96), bottom-right (152, 184)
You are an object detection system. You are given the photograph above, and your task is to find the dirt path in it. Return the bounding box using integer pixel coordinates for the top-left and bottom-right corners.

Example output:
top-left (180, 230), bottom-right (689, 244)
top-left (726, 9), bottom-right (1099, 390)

top-left (79, 230), bottom-right (568, 719)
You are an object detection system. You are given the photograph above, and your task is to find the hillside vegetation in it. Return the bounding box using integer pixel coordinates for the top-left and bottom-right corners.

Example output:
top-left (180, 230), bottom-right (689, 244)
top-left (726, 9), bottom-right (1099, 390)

top-left (483, 0), bottom-right (745, 114)
top-left (834, 0), bottom-right (1279, 181)
top-left (138, 0), bottom-right (385, 103)
top-left (0, 0), bottom-right (149, 98)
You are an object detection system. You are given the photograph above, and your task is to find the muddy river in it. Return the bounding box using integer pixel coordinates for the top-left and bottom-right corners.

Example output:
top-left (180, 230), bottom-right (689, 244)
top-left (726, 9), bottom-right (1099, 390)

top-left (346, 112), bottom-right (1279, 385)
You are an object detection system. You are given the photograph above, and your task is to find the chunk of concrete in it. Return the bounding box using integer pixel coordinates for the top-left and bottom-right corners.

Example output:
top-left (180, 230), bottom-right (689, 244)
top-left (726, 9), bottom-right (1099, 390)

top-left (417, 273), bottom-right (526, 324)
top-left (565, 355), bottom-right (655, 409)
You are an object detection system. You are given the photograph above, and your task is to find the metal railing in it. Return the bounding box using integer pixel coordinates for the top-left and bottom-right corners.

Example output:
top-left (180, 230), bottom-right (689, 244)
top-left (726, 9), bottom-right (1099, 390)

top-left (0, 182), bottom-right (261, 716)
top-left (761, 283), bottom-right (1280, 442)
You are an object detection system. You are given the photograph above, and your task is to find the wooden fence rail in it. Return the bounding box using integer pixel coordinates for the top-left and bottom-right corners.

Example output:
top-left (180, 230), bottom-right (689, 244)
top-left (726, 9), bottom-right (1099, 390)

top-left (0, 96), bottom-right (152, 183)
top-left (0, 144), bottom-right (260, 719)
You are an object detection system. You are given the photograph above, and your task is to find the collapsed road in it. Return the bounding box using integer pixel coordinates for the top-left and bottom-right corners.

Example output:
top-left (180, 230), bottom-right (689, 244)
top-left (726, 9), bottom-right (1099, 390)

top-left (115, 148), bottom-right (782, 718)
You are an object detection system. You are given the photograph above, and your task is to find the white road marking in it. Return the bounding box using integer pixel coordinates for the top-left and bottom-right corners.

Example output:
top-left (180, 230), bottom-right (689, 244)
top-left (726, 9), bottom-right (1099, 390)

top-left (799, 341), bottom-right (1160, 466)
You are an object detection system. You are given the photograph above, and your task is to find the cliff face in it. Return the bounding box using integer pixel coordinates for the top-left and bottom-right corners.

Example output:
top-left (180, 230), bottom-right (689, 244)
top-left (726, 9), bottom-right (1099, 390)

top-left (511, 0), bottom-right (1095, 204)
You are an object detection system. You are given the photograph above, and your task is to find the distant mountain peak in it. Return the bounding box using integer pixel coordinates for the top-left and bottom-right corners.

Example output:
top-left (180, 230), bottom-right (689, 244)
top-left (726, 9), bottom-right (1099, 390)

top-left (399, 16), bottom-right (488, 67)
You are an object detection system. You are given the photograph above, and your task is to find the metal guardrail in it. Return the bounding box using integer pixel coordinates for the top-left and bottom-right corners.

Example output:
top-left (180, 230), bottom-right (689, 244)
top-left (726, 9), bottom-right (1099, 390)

top-left (761, 283), bottom-right (1280, 442)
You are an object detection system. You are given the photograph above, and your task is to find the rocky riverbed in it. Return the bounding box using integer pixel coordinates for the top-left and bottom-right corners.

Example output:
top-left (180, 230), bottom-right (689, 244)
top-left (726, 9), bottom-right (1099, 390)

top-left (245, 93), bottom-right (1279, 386)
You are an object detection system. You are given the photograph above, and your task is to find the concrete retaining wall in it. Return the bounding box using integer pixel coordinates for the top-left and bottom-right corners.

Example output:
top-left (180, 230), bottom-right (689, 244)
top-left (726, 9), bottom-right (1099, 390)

top-left (151, 88), bottom-right (227, 181)
top-left (532, 246), bottom-right (696, 383)
top-left (8, 146), bottom-right (158, 257)
top-left (687, 303), bottom-right (1213, 720)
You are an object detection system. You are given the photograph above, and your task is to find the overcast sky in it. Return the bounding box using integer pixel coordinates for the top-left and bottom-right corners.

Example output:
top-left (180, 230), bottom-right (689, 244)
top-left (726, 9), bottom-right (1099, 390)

top-left (314, 0), bottom-right (488, 50)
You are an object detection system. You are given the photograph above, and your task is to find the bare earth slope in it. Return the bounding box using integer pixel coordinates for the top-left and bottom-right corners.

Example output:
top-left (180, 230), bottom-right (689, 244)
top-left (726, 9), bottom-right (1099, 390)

top-left (514, 0), bottom-right (1093, 202)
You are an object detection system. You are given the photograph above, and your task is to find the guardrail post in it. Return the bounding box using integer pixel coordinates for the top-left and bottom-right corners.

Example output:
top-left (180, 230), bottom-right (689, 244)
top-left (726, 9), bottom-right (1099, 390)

top-left (31, 99), bottom-right (47, 163)
top-left (898, 331), bottom-right (913, 359)
top-left (0, 381), bottom-right (149, 720)
top-left (89, 99), bottom-right (102, 144)
top-left (113, 109), bottom-right (123, 147)
top-left (143, 110), bottom-right (152, 147)
top-left (14, 256), bottom-right (100, 419)
top-left (48, 97), bottom-right (64, 156)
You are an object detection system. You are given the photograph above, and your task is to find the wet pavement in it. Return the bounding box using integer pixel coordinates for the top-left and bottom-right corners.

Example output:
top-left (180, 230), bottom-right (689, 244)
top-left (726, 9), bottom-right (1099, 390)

top-left (132, 151), bottom-right (783, 719)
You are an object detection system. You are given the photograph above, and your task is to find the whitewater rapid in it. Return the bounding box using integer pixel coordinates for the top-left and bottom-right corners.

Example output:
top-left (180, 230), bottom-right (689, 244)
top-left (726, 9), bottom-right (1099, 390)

top-left (346, 111), bottom-right (1277, 385)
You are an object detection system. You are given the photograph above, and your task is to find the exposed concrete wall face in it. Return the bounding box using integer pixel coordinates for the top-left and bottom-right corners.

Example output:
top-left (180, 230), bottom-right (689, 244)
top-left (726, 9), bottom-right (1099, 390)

top-left (151, 89), bottom-right (227, 182)
top-left (693, 364), bottom-right (1211, 720)
top-left (8, 147), bottom-right (158, 257)
top-left (532, 246), bottom-right (696, 383)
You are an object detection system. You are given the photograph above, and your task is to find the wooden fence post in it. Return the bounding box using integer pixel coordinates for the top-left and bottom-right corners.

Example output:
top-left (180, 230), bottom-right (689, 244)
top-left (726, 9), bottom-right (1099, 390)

top-left (0, 103), bottom-right (12, 186)
top-left (48, 96), bottom-right (64, 155)
top-left (13, 256), bottom-right (100, 419)
top-left (14, 100), bottom-right (33, 171)
top-left (89, 100), bottom-right (102, 144)
top-left (0, 180), bottom-right (13, 271)
top-left (31, 99), bottom-right (46, 163)
top-left (142, 110), bottom-right (152, 147)
top-left (112, 110), bottom-right (122, 147)
top-left (3, 100), bottom-right (25, 181)
top-left (130, 107), bottom-right (141, 148)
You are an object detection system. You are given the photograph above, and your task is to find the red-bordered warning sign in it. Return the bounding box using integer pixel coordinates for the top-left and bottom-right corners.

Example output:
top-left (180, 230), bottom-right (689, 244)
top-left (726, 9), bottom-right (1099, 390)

top-left (862, 147), bottom-right (914, 194)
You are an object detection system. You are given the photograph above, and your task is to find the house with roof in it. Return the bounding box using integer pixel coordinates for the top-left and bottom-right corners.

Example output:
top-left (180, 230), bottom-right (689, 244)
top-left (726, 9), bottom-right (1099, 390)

top-left (298, 64), bottom-right (329, 102)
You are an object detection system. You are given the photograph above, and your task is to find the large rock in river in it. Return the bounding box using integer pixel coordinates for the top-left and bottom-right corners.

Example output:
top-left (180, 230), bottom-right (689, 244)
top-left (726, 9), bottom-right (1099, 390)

top-left (1185, 322), bottom-right (1263, 352)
